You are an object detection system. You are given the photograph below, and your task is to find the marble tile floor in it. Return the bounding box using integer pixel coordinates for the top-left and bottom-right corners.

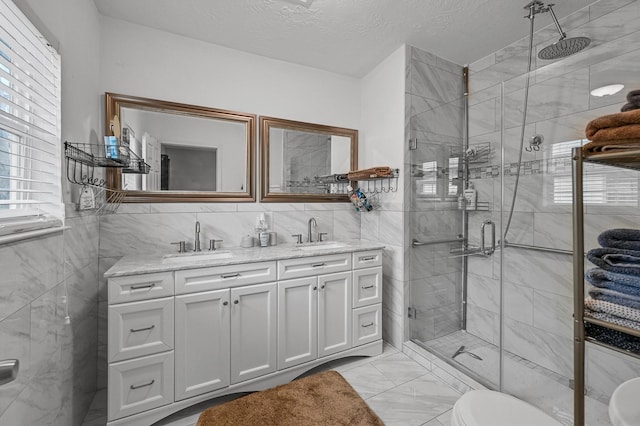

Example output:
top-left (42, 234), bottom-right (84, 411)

top-left (82, 343), bottom-right (461, 426)
top-left (418, 331), bottom-right (612, 426)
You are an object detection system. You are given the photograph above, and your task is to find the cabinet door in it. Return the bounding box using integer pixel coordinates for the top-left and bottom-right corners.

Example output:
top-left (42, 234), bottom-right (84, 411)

top-left (230, 282), bottom-right (277, 384)
top-left (174, 289), bottom-right (230, 400)
top-left (318, 271), bottom-right (353, 357)
top-left (277, 277), bottom-right (318, 369)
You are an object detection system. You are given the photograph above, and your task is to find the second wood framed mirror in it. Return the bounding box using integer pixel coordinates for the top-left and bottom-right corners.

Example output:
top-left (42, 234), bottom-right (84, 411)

top-left (260, 116), bottom-right (358, 203)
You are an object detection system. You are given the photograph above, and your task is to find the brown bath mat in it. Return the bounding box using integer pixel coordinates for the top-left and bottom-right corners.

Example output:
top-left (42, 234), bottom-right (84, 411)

top-left (196, 370), bottom-right (384, 426)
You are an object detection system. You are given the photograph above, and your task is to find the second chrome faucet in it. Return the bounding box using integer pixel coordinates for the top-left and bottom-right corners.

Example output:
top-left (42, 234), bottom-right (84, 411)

top-left (307, 217), bottom-right (317, 243)
top-left (194, 221), bottom-right (201, 252)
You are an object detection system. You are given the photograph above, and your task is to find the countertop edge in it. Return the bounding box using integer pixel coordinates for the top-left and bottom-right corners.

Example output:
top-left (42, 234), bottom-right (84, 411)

top-left (104, 240), bottom-right (386, 278)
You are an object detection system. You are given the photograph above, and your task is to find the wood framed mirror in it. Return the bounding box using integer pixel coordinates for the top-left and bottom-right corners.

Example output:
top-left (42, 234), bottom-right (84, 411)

top-left (106, 92), bottom-right (256, 202)
top-left (260, 116), bottom-right (358, 203)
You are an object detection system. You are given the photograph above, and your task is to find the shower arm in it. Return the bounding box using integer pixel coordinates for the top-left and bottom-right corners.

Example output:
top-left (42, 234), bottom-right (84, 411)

top-left (546, 5), bottom-right (567, 40)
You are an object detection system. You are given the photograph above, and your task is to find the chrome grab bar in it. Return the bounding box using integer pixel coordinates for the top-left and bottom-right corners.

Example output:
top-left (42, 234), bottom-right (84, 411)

top-left (480, 220), bottom-right (495, 256)
top-left (412, 236), bottom-right (465, 247)
top-left (503, 241), bottom-right (574, 256)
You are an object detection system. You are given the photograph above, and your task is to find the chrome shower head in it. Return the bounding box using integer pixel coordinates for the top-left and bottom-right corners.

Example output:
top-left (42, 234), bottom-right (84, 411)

top-left (538, 36), bottom-right (591, 60)
top-left (524, 2), bottom-right (591, 60)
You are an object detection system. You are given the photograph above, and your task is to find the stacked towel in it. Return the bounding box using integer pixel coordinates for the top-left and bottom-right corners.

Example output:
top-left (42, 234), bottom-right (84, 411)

top-left (582, 109), bottom-right (640, 153)
top-left (621, 89), bottom-right (640, 112)
top-left (585, 323), bottom-right (640, 353)
top-left (584, 229), bottom-right (640, 348)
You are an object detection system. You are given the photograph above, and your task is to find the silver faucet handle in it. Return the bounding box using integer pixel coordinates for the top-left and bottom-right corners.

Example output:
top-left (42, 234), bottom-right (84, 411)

top-left (291, 234), bottom-right (303, 244)
top-left (318, 232), bottom-right (328, 242)
top-left (208, 239), bottom-right (223, 251)
top-left (170, 241), bottom-right (187, 253)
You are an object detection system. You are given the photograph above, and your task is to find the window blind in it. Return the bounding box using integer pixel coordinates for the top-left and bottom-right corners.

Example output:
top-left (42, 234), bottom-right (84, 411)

top-left (0, 0), bottom-right (62, 238)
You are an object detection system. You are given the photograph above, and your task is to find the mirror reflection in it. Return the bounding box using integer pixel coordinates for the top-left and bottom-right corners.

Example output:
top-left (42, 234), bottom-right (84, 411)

top-left (106, 93), bottom-right (256, 202)
top-left (260, 116), bottom-right (358, 202)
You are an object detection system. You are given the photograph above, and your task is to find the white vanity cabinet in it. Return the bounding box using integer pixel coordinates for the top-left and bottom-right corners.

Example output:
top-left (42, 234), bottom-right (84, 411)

top-left (277, 269), bottom-right (353, 370)
top-left (106, 245), bottom-right (383, 426)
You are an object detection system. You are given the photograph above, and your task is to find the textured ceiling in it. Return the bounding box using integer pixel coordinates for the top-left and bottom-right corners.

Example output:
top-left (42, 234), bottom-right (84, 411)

top-left (93, 0), bottom-right (597, 77)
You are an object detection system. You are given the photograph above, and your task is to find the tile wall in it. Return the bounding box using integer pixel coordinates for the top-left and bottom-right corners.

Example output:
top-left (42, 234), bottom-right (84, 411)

top-left (465, 0), bottom-right (640, 399)
top-left (0, 207), bottom-right (100, 425)
top-left (405, 46), bottom-right (465, 343)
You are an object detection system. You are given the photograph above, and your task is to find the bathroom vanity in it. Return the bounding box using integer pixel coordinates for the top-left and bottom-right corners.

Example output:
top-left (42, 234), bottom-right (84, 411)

top-left (104, 241), bottom-right (384, 426)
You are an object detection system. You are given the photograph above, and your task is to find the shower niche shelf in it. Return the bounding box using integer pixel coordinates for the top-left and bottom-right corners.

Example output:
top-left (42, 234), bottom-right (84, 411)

top-left (572, 147), bottom-right (640, 426)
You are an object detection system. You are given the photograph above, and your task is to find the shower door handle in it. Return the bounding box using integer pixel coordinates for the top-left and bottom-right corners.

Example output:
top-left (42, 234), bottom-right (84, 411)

top-left (480, 220), bottom-right (495, 256)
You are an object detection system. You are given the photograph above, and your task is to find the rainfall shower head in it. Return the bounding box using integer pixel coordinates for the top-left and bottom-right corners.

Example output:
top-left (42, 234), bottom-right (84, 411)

top-left (538, 36), bottom-right (591, 60)
top-left (524, 1), bottom-right (591, 60)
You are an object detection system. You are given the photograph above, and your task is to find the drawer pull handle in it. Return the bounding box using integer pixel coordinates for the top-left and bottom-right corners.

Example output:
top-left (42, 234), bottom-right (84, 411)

top-left (223, 301), bottom-right (229, 306)
top-left (311, 263), bottom-right (325, 267)
top-left (361, 322), bottom-right (375, 328)
top-left (130, 325), bottom-right (155, 333)
top-left (233, 300), bottom-right (239, 304)
top-left (221, 273), bottom-right (240, 279)
top-left (361, 256), bottom-right (376, 261)
top-left (130, 283), bottom-right (156, 290)
top-left (361, 285), bottom-right (375, 290)
top-left (130, 379), bottom-right (155, 390)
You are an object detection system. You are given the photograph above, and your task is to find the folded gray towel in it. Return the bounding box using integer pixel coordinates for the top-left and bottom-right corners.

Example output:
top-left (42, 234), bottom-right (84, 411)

top-left (585, 296), bottom-right (640, 321)
top-left (586, 268), bottom-right (640, 294)
top-left (598, 229), bottom-right (640, 250)
top-left (622, 103), bottom-right (640, 112)
top-left (627, 89), bottom-right (640, 104)
top-left (585, 308), bottom-right (640, 331)
top-left (589, 288), bottom-right (640, 310)
top-left (588, 247), bottom-right (640, 276)
top-left (585, 322), bottom-right (640, 353)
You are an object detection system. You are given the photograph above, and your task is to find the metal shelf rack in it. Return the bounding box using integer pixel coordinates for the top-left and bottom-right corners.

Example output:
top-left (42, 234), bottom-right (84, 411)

top-left (64, 141), bottom-right (150, 214)
top-left (572, 147), bottom-right (640, 426)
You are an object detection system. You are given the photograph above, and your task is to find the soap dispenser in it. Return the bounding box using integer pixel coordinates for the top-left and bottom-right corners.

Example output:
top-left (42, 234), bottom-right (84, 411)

top-left (464, 183), bottom-right (477, 211)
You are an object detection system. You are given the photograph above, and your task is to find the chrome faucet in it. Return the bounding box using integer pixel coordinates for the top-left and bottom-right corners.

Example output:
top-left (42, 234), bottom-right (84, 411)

top-left (194, 221), bottom-right (201, 252)
top-left (307, 217), bottom-right (317, 243)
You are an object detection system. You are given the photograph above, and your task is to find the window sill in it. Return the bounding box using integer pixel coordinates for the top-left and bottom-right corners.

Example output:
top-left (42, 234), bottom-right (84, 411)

top-left (0, 225), bottom-right (68, 246)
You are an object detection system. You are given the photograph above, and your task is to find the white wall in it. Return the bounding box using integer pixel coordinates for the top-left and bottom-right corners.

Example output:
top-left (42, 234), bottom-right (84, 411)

top-left (360, 44), bottom-right (406, 203)
top-left (359, 45), bottom-right (406, 347)
top-left (99, 16), bottom-right (360, 129)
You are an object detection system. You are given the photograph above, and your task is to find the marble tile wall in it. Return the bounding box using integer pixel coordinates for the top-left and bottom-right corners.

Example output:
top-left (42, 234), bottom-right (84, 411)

top-left (465, 0), bottom-right (640, 400)
top-left (0, 206), bottom-right (100, 425)
top-left (405, 45), bottom-right (465, 344)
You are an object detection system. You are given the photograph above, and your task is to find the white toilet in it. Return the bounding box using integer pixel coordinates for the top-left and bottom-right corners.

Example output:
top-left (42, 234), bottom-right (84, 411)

top-left (451, 390), bottom-right (563, 426)
top-left (609, 377), bottom-right (640, 426)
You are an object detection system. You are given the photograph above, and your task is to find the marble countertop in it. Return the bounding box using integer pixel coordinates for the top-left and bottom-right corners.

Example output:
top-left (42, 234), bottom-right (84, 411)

top-left (104, 239), bottom-right (386, 277)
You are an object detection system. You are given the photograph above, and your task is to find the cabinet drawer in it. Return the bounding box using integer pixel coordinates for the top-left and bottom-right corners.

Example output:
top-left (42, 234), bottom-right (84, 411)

top-left (175, 261), bottom-right (276, 294)
top-left (278, 253), bottom-right (351, 280)
top-left (108, 352), bottom-right (174, 421)
top-left (352, 250), bottom-right (382, 269)
top-left (109, 272), bottom-right (174, 304)
top-left (353, 267), bottom-right (382, 308)
top-left (352, 304), bottom-right (382, 347)
top-left (108, 297), bottom-right (174, 362)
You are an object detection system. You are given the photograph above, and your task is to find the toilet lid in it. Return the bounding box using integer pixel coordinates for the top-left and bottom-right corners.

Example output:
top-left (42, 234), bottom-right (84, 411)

top-left (609, 378), bottom-right (640, 426)
top-left (453, 390), bottom-right (563, 426)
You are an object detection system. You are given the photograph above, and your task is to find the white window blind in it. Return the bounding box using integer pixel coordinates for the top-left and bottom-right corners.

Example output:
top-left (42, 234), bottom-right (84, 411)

top-left (0, 0), bottom-right (62, 239)
top-left (550, 140), bottom-right (638, 206)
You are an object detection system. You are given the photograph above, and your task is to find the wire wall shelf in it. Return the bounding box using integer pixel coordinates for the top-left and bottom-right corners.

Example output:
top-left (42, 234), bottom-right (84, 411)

top-left (64, 141), bottom-right (150, 214)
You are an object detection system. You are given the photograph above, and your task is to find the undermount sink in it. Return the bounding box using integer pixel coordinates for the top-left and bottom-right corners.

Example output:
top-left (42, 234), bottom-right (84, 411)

top-left (298, 242), bottom-right (348, 251)
top-left (162, 251), bottom-right (232, 263)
